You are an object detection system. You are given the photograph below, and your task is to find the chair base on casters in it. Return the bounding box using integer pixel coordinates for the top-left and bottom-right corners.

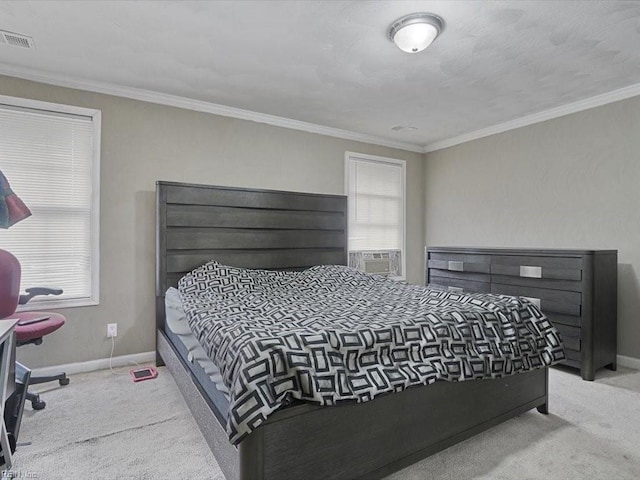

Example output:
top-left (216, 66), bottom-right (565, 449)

top-left (26, 392), bottom-right (46, 411)
top-left (26, 372), bottom-right (70, 410)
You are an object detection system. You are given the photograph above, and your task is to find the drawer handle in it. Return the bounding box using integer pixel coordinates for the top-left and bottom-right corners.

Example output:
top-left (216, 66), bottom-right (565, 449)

top-left (522, 296), bottom-right (541, 308)
top-left (448, 261), bottom-right (464, 272)
top-left (520, 265), bottom-right (542, 278)
top-left (448, 286), bottom-right (464, 293)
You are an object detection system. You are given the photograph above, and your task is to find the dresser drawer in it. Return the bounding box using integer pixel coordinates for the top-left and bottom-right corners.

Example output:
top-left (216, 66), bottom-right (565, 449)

top-left (564, 348), bottom-right (581, 368)
top-left (490, 255), bottom-right (583, 281)
top-left (428, 275), bottom-right (490, 294)
top-left (491, 283), bottom-right (581, 316)
top-left (427, 268), bottom-right (490, 284)
top-left (491, 274), bottom-right (582, 292)
top-left (554, 324), bottom-right (581, 351)
top-left (546, 312), bottom-right (581, 328)
top-left (427, 253), bottom-right (490, 274)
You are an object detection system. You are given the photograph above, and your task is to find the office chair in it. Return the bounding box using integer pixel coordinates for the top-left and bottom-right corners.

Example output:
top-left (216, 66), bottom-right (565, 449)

top-left (0, 248), bottom-right (69, 410)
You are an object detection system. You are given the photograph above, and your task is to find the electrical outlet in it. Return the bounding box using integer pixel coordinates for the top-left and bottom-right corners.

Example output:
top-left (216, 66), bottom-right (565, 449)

top-left (107, 323), bottom-right (117, 338)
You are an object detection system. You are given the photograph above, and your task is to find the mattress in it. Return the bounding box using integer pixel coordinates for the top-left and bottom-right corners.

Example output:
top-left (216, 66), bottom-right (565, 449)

top-left (164, 287), bottom-right (230, 422)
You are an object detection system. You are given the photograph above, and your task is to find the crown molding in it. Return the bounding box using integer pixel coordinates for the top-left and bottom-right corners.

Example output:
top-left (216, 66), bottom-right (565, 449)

top-left (0, 64), bottom-right (424, 154)
top-left (423, 81), bottom-right (640, 153)
top-left (3, 64), bottom-right (639, 157)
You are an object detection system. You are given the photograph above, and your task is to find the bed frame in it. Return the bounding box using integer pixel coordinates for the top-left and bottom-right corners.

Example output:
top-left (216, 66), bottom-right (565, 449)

top-left (155, 180), bottom-right (549, 480)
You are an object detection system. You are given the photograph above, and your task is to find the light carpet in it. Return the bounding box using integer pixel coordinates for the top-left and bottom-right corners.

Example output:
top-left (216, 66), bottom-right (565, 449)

top-left (7, 365), bottom-right (640, 479)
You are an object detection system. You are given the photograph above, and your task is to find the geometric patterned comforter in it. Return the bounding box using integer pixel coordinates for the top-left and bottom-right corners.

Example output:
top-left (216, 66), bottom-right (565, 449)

top-left (178, 262), bottom-right (565, 446)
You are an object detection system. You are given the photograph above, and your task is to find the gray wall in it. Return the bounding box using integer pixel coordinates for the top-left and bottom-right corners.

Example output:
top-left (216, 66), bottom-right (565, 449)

top-left (0, 75), bottom-right (424, 368)
top-left (424, 95), bottom-right (640, 360)
top-left (6, 71), bottom-right (637, 367)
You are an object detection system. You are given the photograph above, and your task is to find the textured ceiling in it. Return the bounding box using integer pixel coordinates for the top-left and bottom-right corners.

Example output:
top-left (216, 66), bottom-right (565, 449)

top-left (1, 0), bottom-right (640, 151)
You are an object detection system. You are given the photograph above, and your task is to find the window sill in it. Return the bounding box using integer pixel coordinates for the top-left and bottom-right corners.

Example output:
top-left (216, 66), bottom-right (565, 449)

top-left (389, 276), bottom-right (406, 282)
top-left (17, 297), bottom-right (99, 311)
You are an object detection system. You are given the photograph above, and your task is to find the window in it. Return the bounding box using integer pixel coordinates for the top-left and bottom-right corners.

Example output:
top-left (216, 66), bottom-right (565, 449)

top-left (0, 95), bottom-right (100, 308)
top-left (345, 152), bottom-right (406, 279)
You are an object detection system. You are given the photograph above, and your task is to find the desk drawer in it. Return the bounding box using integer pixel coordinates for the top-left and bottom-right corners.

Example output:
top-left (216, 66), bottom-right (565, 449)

top-left (491, 284), bottom-right (581, 316)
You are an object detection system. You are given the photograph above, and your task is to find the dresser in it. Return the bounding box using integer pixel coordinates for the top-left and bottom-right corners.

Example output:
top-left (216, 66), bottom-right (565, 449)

top-left (425, 247), bottom-right (617, 381)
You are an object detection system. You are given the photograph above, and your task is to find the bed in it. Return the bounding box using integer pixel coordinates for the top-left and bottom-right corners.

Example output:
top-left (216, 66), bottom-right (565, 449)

top-left (155, 180), bottom-right (559, 480)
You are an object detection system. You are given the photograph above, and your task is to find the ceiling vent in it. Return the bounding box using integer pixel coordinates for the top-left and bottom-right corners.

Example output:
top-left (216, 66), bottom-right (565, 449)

top-left (0, 30), bottom-right (35, 49)
top-left (391, 125), bottom-right (418, 132)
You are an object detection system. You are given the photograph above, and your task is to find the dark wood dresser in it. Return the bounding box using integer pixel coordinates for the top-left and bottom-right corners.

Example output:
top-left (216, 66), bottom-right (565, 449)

top-left (425, 247), bottom-right (618, 381)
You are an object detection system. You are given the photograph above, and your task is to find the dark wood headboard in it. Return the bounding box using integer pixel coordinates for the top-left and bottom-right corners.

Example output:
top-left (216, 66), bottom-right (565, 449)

top-left (155, 181), bottom-right (348, 330)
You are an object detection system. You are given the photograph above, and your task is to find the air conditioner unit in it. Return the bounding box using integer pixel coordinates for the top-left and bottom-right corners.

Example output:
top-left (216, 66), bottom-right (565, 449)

top-left (363, 252), bottom-right (392, 276)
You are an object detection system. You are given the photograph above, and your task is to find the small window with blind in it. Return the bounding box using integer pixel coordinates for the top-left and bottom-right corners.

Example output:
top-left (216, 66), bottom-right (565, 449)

top-left (0, 95), bottom-right (100, 308)
top-left (345, 152), bottom-right (406, 280)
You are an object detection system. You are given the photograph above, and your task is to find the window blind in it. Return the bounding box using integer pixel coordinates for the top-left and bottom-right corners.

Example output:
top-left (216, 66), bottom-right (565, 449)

top-left (0, 102), bottom-right (97, 305)
top-left (346, 154), bottom-right (405, 276)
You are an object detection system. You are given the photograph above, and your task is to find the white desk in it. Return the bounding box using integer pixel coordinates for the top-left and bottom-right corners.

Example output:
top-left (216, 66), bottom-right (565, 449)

top-left (0, 320), bottom-right (17, 471)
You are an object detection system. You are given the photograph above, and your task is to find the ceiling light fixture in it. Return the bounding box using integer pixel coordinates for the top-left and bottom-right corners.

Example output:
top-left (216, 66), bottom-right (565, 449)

top-left (387, 13), bottom-right (444, 53)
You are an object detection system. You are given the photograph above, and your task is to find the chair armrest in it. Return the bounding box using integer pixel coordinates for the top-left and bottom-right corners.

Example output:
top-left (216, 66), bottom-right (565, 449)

top-left (18, 287), bottom-right (63, 305)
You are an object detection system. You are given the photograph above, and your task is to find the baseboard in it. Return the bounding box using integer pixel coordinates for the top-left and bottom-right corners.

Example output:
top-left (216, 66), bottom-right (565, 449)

top-left (617, 354), bottom-right (640, 370)
top-left (29, 351), bottom-right (639, 377)
top-left (31, 351), bottom-right (156, 377)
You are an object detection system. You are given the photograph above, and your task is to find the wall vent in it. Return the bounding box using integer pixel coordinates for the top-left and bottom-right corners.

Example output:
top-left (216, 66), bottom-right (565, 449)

top-left (0, 30), bottom-right (35, 49)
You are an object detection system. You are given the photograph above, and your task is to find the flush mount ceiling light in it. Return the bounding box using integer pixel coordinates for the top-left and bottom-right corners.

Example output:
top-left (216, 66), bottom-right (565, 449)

top-left (387, 13), bottom-right (444, 53)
